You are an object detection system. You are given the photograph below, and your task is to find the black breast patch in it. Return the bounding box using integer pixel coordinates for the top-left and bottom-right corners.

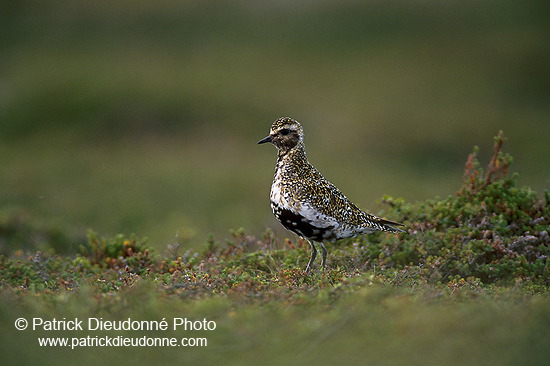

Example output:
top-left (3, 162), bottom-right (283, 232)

top-left (274, 206), bottom-right (334, 241)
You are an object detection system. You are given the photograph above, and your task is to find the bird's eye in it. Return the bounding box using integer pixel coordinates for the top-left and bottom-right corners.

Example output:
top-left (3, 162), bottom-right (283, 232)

top-left (280, 128), bottom-right (290, 135)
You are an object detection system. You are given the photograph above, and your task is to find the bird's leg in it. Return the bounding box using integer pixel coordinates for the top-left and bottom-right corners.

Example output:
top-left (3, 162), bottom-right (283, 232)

top-left (305, 239), bottom-right (317, 273)
top-left (319, 242), bottom-right (327, 270)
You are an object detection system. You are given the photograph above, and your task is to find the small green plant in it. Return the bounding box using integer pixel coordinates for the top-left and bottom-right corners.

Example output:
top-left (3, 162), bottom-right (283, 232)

top-left (79, 230), bottom-right (154, 275)
top-left (371, 131), bottom-right (549, 287)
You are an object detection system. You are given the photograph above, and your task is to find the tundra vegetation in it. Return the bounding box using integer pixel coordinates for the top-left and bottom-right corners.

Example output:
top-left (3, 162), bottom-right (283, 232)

top-left (1, 133), bottom-right (548, 366)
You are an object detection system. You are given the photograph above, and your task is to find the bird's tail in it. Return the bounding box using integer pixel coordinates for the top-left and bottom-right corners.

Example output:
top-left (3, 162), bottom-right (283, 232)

top-left (377, 217), bottom-right (406, 233)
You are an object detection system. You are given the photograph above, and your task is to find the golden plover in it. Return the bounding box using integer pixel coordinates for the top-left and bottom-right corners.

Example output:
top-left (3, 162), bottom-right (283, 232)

top-left (258, 117), bottom-right (405, 272)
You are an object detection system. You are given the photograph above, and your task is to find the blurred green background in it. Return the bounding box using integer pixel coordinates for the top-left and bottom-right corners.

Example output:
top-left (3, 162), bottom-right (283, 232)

top-left (1, 0), bottom-right (548, 252)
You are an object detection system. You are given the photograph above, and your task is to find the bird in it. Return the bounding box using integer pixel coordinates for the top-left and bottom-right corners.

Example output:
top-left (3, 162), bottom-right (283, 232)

top-left (258, 117), bottom-right (405, 272)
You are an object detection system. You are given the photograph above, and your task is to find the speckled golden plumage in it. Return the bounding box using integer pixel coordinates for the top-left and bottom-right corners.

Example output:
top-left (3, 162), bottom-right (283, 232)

top-left (258, 117), bottom-right (405, 272)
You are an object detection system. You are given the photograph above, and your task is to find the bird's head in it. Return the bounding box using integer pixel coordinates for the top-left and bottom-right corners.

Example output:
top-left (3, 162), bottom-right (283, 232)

top-left (258, 117), bottom-right (304, 152)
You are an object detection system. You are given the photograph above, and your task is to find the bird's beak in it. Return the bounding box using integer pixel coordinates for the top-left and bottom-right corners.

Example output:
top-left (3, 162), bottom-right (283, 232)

top-left (257, 135), bottom-right (272, 144)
